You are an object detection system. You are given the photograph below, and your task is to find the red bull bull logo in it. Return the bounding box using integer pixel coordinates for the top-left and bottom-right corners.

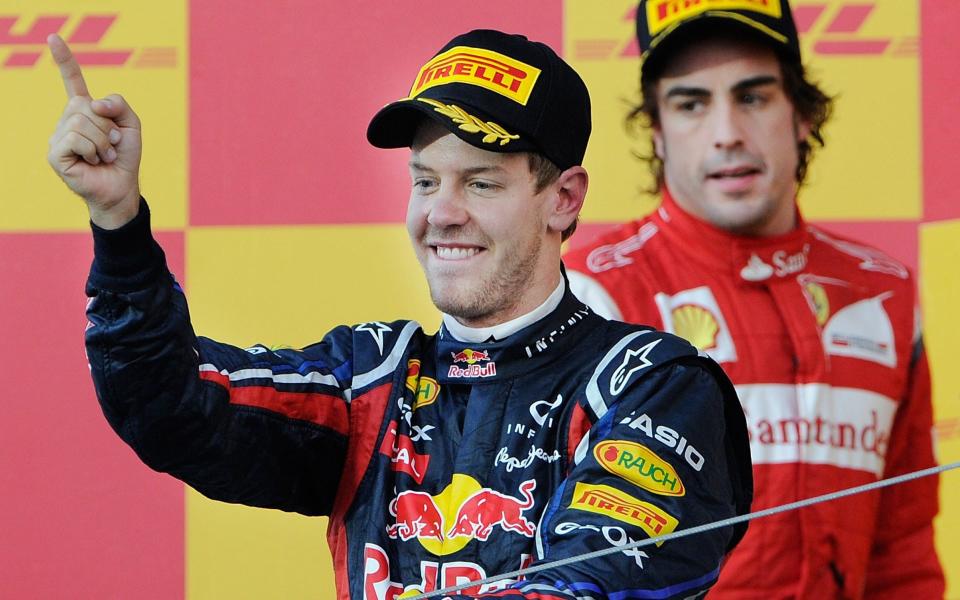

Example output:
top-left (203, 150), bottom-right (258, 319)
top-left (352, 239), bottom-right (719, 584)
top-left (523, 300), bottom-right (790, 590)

top-left (449, 349), bottom-right (496, 378)
top-left (447, 479), bottom-right (536, 540)
top-left (387, 491), bottom-right (444, 541)
top-left (385, 475), bottom-right (538, 555)
top-left (450, 348), bottom-right (490, 364)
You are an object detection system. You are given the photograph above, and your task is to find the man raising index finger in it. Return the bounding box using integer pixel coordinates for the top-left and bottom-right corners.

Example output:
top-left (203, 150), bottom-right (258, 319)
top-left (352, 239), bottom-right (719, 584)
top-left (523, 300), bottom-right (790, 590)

top-left (47, 35), bottom-right (142, 229)
top-left (61, 29), bottom-right (753, 598)
top-left (49, 33), bottom-right (91, 99)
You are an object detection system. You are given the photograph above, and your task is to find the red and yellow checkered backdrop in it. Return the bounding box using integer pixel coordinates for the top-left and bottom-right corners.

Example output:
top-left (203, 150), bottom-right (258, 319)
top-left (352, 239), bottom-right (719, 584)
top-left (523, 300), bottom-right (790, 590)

top-left (2, 1), bottom-right (957, 597)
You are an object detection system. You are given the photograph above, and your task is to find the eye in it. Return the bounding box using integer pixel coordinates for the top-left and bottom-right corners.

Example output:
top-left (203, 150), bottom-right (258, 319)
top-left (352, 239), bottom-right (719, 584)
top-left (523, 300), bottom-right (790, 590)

top-left (739, 92), bottom-right (767, 106)
top-left (468, 180), bottom-right (500, 193)
top-left (675, 98), bottom-right (704, 113)
top-left (412, 177), bottom-right (437, 192)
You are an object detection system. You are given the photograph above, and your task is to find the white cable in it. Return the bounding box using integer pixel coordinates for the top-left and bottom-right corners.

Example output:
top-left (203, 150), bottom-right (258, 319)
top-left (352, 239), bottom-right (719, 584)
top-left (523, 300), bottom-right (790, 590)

top-left (406, 461), bottom-right (960, 599)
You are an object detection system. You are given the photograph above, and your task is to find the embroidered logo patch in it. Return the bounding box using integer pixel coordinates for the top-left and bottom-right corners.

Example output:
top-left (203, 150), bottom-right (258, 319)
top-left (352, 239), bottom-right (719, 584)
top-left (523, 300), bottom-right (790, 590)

top-left (409, 46), bottom-right (540, 105)
top-left (417, 98), bottom-right (519, 146)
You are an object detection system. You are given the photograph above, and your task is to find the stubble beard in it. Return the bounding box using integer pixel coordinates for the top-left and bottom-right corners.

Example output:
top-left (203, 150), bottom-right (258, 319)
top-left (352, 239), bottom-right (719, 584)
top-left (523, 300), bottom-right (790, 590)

top-left (427, 231), bottom-right (543, 323)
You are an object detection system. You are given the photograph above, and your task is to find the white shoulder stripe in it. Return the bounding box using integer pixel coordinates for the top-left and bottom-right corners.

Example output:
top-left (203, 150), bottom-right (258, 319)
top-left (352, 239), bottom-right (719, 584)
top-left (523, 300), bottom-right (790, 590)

top-left (573, 432), bottom-right (592, 467)
top-left (198, 364), bottom-right (341, 388)
top-left (585, 331), bottom-right (651, 421)
top-left (351, 320), bottom-right (421, 393)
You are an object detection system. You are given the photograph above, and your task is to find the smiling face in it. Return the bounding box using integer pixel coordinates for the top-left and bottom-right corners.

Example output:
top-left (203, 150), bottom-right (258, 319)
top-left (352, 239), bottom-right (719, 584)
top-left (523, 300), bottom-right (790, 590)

top-left (406, 121), bottom-right (584, 327)
top-left (653, 35), bottom-right (810, 236)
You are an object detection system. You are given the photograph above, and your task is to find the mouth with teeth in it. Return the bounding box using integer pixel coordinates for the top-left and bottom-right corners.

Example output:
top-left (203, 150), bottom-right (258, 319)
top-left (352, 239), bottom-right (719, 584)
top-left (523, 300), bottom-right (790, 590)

top-left (432, 244), bottom-right (484, 261)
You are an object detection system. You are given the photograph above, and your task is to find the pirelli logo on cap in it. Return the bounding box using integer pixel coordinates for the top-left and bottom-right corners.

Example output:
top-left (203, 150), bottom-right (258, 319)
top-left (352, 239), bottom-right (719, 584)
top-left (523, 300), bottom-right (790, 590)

top-left (646, 0), bottom-right (782, 35)
top-left (569, 482), bottom-right (678, 544)
top-left (409, 46), bottom-right (541, 105)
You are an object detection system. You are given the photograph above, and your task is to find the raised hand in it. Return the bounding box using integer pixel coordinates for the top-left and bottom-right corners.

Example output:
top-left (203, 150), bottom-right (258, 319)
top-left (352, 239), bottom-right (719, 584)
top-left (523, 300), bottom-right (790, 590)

top-left (46, 34), bottom-right (142, 229)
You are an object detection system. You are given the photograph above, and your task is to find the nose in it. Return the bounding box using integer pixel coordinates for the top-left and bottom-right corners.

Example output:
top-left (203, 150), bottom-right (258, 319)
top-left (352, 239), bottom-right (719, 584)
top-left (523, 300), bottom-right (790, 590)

top-left (426, 186), bottom-right (469, 228)
top-left (710, 100), bottom-right (745, 150)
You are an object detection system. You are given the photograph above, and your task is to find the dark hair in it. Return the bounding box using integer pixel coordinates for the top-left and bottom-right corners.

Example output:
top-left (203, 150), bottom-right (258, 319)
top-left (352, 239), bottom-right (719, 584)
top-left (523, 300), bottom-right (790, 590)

top-left (628, 45), bottom-right (834, 194)
top-left (527, 153), bottom-right (578, 241)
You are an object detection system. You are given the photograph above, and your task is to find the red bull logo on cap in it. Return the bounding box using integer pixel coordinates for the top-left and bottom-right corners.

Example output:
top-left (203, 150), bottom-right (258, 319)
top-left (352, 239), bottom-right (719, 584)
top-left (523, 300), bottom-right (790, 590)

top-left (449, 348), bottom-right (496, 378)
top-left (408, 46), bottom-right (541, 105)
top-left (385, 474), bottom-right (538, 556)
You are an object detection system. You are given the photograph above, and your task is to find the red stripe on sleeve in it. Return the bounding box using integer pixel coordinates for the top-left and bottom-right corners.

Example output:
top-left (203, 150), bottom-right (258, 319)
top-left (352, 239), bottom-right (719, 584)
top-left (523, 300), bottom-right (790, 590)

top-left (228, 386), bottom-right (349, 435)
top-left (198, 368), bottom-right (229, 387)
top-left (198, 369), bottom-right (348, 434)
top-left (566, 401), bottom-right (592, 473)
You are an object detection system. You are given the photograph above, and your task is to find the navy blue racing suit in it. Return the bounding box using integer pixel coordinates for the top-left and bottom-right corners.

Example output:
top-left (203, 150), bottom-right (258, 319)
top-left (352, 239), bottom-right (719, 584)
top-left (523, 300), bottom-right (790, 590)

top-left (84, 199), bottom-right (752, 599)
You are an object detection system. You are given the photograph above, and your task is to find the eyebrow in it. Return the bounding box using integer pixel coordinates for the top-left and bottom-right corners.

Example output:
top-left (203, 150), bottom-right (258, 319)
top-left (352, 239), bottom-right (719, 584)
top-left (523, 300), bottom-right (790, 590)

top-left (731, 75), bottom-right (779, 93)
top-left (408, 161), bottom-right (506, 176)
top-left (664, 86), bottom-right (710, 100)
top-left (664, 74), bottom-right (780, 99)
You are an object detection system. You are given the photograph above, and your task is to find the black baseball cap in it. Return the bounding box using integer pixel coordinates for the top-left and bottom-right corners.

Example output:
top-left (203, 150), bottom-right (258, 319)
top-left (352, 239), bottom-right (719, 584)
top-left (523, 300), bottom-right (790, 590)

top-left (636, 0), bottom-right (801, 76)
top-left (367, 29), bottom-right (591, 171)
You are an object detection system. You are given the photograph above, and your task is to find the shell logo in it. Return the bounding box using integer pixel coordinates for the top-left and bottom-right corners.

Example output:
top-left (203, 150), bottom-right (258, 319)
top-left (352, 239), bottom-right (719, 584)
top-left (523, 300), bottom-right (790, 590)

top-left (670, 304), bottom-right (719, 351)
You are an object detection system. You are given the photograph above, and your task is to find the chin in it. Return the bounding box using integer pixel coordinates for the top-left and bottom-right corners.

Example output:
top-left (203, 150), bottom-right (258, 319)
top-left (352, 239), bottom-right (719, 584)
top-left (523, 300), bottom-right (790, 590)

top-left (434, 299), bottom-right (492, 321)
top-left (718, 210), bottom-right (772, 235)
top-left (429, 287), bottom-right (486, 319)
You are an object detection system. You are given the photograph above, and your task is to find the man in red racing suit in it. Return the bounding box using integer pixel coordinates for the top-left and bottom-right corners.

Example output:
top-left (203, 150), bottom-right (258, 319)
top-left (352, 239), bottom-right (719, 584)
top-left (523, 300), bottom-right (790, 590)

top-left (564, 1), bottom-right (943, 597)
top-left (566, 192), bottom-right (941, 598)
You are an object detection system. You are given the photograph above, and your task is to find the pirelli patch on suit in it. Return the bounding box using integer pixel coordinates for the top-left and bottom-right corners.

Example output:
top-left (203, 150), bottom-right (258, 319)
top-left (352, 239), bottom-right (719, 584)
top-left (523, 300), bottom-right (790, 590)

top-left (569, 482), bottom-right (678, 544)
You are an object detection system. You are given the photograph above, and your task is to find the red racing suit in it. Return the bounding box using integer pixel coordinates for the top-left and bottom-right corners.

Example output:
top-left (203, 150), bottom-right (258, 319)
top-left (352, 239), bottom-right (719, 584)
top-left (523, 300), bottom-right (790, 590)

top-left (564, 191), bottom-right (944, 599)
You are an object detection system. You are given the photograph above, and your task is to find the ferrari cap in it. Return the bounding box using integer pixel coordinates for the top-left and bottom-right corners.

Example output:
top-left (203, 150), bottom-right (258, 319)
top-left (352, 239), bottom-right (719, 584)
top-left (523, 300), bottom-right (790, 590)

top-left (636, 0), bottom-right (802, 75)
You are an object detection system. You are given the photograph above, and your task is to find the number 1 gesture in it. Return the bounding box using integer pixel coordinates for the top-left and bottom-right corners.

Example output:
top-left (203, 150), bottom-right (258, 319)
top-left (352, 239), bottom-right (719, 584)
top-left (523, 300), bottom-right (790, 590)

top-left (47, 34), bottom-right (142, 229)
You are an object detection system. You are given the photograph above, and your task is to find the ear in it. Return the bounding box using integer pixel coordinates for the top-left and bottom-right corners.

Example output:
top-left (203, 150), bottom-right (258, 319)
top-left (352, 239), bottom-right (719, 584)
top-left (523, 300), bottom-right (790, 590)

top-left (546, 166), bottom-right (588, 235)
top-left (652, 123), bottom-right (666, 160)
top-left (795, 115), bottom-right (812, 144)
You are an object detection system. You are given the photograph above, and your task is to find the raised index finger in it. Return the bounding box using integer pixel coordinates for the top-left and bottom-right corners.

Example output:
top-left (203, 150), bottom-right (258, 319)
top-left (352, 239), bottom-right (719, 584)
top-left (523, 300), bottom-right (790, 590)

top-left (47, 34), bottom-right (89, 98)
